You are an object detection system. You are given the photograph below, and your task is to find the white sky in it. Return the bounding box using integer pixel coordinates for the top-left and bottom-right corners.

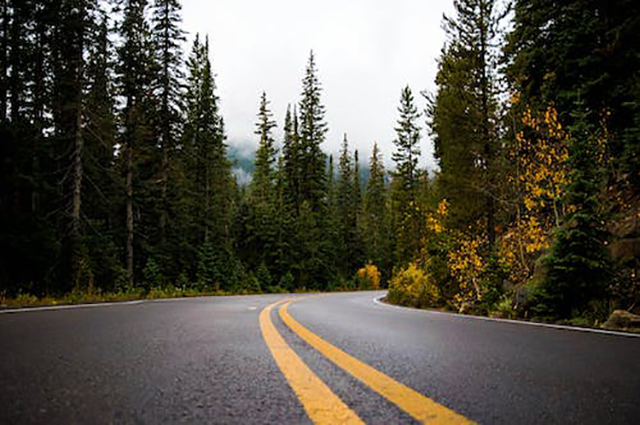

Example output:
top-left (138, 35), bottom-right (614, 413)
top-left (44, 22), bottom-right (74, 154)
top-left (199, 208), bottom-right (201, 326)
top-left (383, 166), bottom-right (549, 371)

top-left (181, 0), bottom-right (456, 170)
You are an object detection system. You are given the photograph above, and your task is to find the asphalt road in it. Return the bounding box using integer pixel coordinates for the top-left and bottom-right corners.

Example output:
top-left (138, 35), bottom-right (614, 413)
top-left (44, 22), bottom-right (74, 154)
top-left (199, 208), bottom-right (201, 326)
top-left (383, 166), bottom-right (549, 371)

top-left (1, 291), bottom-right (639, 424)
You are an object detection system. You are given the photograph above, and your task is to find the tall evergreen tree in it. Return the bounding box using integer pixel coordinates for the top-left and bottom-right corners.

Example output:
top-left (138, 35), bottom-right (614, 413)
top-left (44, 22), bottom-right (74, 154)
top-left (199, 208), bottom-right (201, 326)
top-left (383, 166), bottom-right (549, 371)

top-left (117, 0), bottom-right (156, 285)
top-left (272, 154), bottom-right (294, 286)
top-left (297, 51), bottom-right (328, 211)
top-left (281, 105), bottom-right (299, 213)
top-left (283, 51), bottom-right (333, 288)
top-left (392, 86), bottom-right (421, 200)
top-left (391, 86), bottom-right (423, 264)
top-left (336, 133), bottom-right (356, 276)
top-left (244, 91), bottom-right (278, 275)
top-left (362, 142), bottom-right (391, 277)
top-left (428, 0), bottom-right (502, 245)
top-left (183, 34), bottom-right (236, 288)
top-left (250, 91), bottom-right (277, 203)
top-left (353, 149), bottom-right (362, 216)
top-left (83, 11), bottom-right (120, 290)
top-left (533, 114), bottom-right (612, 319)
top-left (150, 0), bottom-right (185, 244)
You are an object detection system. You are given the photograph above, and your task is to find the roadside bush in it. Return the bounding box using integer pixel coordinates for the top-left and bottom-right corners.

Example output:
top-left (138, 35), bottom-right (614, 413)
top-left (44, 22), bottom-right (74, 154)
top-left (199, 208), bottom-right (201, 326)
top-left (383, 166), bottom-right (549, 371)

top-left (355, 263), bottom-right (381, 290)
top-left (388, 262), bottom-right (439, 308)
top-left (490, 295), bottom-right (516, 319)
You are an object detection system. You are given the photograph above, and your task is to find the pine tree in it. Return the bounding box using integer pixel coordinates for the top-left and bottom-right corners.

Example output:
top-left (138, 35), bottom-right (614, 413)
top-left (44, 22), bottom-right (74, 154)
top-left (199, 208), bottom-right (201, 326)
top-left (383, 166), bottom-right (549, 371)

top-left (336, 133), bottom-right (356, 276)
top-left (353, 149), bottom-right (362, 216)
top-left (428, 0), bottom-right (502, 246)
top-left (251, 91), bottom-right (277, 203)
top-left (362, 142), bottom-right (391, 279)
top-left (533, 113), bottom-right (612, 320)
top-left (297, 51), bottom-right (328, 211)
top-left (391, 86), bottom-right (423, 264)
top-left (183, 34), bottom-right (237, 288)
top-left (150, 0), bottom-right (186, 244)
top-left (83, 11), bottom-right (120, 290)
top-left (392, 86), bottom-right (421, 201)
top-left (282, 104), bottom-right (304, 216)
top-left (284, 51), bottom-right (333, 289)
top-left (272, 154), bottom-right (294, 284)
top-left (46, 0), bottom-right (95, 290)
top-left (245, 91), bottom-right (278, 275)
top-left (117, 0), bottom-right (156, 285)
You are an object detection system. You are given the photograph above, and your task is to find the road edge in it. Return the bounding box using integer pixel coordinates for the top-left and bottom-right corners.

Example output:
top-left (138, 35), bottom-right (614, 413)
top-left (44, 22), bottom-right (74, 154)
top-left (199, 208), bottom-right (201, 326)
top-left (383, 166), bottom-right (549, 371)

top-left (373, 294), bottom-right (640, 339)
top-left (0, 300), bottom-right (144, 314)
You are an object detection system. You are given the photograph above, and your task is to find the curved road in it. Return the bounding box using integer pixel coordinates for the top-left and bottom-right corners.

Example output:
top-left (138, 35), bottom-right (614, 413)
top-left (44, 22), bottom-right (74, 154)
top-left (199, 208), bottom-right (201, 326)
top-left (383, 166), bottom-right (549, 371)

top-left (1, 291), bottom-right (638, 423)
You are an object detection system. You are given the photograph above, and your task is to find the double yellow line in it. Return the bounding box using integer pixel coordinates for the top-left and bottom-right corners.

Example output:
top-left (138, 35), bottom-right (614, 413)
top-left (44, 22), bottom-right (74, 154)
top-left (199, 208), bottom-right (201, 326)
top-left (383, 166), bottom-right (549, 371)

top-left (259, 298), bottom-right (475, 424)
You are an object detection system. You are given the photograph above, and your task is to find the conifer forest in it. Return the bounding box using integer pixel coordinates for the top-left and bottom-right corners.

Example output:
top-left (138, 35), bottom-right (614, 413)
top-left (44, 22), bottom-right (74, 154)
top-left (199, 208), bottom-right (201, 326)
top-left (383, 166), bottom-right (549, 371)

top-left (0, 0), bottom-right (638, 325)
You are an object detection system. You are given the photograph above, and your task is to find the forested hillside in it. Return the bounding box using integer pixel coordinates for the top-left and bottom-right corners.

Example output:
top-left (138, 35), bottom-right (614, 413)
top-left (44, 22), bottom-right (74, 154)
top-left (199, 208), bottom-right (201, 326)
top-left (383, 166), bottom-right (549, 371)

top-left (0, 0), bottom-right (637, 325)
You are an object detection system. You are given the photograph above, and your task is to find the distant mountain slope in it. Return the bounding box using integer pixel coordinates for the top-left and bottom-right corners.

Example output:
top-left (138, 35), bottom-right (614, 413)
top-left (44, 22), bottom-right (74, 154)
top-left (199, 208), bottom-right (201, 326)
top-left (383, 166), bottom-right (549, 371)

top-left (227, 145), bottom-right (371, 189)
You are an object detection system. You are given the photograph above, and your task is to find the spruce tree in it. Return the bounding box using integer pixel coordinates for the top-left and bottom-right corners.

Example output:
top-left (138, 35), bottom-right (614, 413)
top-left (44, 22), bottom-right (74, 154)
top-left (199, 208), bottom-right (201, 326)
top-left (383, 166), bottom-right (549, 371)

top-left (391, 86), bottom-right (423, 265)
top-left (297, 51), bottom-right (328, 211)
top-left (353, 149), bottom-right (362, 216)
top-left (251, 91), bottom-right (277, 203)
top-left (428, 0), bottom-right (501, 246)
top-left (533, 113), bottom-right (612, 320)
top-left (117, 0), bottom-right (156, 285)
top-left (150, 0), bottom-right (186, 245)
top-left (282, 105), bottom-right (301, 214)
top-left (246, 91), bottom-right (278, 275)
top-left (288, 51), bottom-right (333, 288)
top-left (362, 142), bottom-right (391, 277)
top-left (392, 86), bottom-right (421, 199)
top-left (336, 133), bottom-right (356, 277)
top-left (83, 12), bottom-right (120, 290)
top-left (183, 34), bottom-right (236, 289)
top-left (50, 0), bottom-right (94, 290)
top-left (272, 154), bottom-right (294, 285)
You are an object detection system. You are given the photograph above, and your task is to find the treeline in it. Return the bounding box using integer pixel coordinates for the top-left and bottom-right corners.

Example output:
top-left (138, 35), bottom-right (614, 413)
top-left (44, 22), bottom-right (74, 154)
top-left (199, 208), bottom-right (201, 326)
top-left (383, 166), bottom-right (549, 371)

top-left (1, 0), bottom-right (638, 324)
top-left (389, 0), bottom-right (639, 323)
top-left (0, 0), bottom-right (393, 296)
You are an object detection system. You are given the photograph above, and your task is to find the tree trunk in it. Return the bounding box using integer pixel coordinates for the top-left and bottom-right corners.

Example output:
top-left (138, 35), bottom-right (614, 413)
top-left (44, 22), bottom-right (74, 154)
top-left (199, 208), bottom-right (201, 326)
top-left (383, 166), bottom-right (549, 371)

top-left (126, 146), bottom-right (134, 286)
top-left (479, 1), bottom-right (496, 248)
top-left (71, 91), bottom-right (83, 235)
top-left (70, 0), bottom-right (86, 289)
top-left (159, 147), bottom-right (168, 242)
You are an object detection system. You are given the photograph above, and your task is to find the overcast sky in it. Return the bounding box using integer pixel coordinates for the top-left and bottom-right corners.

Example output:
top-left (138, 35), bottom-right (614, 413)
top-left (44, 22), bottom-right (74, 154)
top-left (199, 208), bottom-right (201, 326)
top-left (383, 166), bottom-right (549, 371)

top-left (181, 0), bottom-right (456, 171)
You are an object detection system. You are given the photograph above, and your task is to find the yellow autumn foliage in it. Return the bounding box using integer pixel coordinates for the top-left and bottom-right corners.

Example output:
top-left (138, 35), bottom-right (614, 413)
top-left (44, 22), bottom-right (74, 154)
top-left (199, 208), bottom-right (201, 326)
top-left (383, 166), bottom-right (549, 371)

top-left (500, 106), bottom-right (571, 284)
top-left (388, 262), bottom-right (439, 307)
top-left (356, 263), bottom-right (381, 290)
top-left (513, 106), bottom-right (569, 215)
top-left (426, 199), bottom-right (449, 234)
top-left (447, 233), bottom-right (486, 310)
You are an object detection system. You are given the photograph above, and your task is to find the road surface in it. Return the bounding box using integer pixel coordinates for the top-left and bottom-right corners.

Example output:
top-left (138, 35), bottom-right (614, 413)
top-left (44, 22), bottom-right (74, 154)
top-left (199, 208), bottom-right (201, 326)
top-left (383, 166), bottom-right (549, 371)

top-left (1, 291), bottom-right (639, 423)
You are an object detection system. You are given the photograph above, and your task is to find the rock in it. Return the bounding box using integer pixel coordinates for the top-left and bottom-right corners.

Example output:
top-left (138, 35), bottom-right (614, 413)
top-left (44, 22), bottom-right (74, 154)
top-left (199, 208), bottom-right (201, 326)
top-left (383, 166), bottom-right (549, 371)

top-left (602, 309), bottom-right (640, 330)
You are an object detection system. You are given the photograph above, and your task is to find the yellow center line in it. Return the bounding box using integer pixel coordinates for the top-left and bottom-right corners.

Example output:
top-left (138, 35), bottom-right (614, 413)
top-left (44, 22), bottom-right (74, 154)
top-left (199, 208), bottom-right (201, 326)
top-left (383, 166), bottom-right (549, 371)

top-left (259, 299), bottom-right (364, 424)
top-left (279, 300), bottom-right (475, 425)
